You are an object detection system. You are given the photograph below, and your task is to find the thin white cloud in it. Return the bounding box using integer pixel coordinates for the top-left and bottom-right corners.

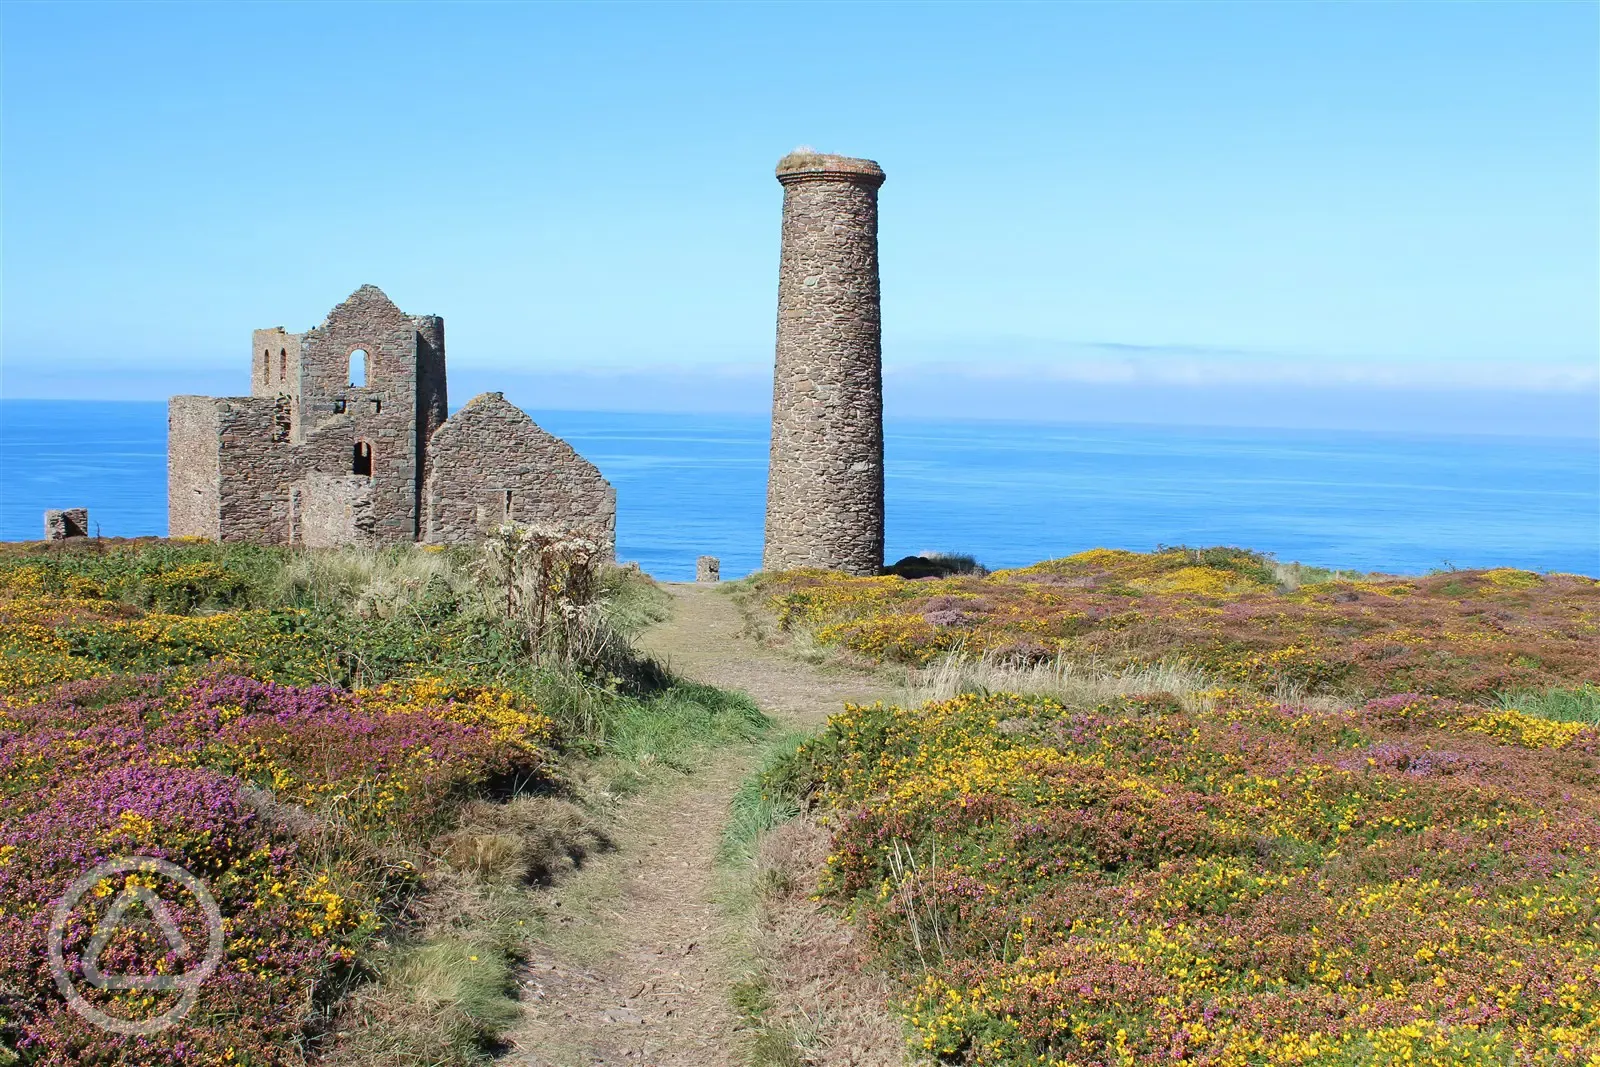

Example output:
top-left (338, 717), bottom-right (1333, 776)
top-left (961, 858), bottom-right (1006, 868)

top-left (883, 339), bottom-right (1599, 392)
top-left (5, 337), bottom-right (1596, 402)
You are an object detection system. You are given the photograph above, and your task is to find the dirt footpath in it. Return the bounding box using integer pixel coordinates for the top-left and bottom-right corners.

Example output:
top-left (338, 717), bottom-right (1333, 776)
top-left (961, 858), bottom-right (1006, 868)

top-left (504, 583), bottom-right (893, 1067)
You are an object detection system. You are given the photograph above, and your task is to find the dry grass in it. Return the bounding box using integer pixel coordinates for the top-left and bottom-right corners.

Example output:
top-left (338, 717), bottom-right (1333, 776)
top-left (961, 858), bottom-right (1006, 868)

top-left (775, 146), bottom-right (881, 177)
top-left (905, 649), bottom-right (1212, 708)
top-left (1269, 559), bottom-right (1371, 592)
top-left (777, 146), bottom-right (829, 172)
top-left (441, 796), bottom-right (611, 885)
top-left (323, 796), bottom-right (610, 1066)
top-left (741, 816), bottom-right (915, 1066)
top-left (757, 552), bottom-right (1600, 699)
top-left (326, 930), bottom-right (519, 1066)
top-left (272, 545), bottom-right (472, 619)
top-left (903, 649), bottom-right (1360, 718)
top-left (733, 580), bottom-right (1224, 713)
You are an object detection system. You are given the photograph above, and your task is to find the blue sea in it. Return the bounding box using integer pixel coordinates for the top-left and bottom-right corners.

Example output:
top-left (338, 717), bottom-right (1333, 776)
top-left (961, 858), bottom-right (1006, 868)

top-left (2, 400), bottom-right (1596, 580)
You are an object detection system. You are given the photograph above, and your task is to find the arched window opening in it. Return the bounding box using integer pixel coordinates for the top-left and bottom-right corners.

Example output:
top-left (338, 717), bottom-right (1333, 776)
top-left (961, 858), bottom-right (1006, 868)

top-left (279, 349), bottom-right (287, 382)
top-left (503, 490), bottom-right (514, 521)
top-left (349, 348), bottom-right (368, 388)
top-left (352, 441), bottom-right (373, 478)
top-left (261, 349), bottom-right (270, 381)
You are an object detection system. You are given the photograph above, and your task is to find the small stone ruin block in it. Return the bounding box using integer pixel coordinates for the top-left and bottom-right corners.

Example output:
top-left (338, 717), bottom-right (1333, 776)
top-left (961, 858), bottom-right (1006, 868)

top-left (696, 555), bottom-right (720, 583)
top-left (45, 508), bottom-right (89, 541)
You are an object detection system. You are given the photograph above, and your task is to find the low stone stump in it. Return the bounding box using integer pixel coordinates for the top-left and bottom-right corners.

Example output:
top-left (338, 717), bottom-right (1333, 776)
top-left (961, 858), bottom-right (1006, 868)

top-left (696, 555), bottom-right (720, 583)
top-left (44, 508), bottom-right (88, 541)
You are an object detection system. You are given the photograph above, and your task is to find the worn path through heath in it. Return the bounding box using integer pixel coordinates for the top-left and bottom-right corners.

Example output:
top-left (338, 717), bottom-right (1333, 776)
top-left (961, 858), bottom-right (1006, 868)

top-left (504, 582), bottom-right (892, 1067)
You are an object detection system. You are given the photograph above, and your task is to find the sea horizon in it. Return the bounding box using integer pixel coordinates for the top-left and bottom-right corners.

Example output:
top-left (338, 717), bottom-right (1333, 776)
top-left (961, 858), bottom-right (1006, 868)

top-left (3, 397), bottom-right (1598, 580)
top-left (7, 394), bottom-right (1597, 446)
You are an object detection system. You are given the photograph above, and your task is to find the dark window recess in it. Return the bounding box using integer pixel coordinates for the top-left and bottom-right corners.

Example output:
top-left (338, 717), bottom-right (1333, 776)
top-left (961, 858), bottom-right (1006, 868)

top-left (371, 398), bottom-right (382, 414)
top-left (503, 490), bottom-right (514, 519)
top-left (353, 441), bottom-right (373, 477)
top-left (279, 349), bottom-right (287, 382)
top-left (261, 349), bottom-right (270, 379)
top-left (333, 398), bottom-right (346, 414)
top-left (271, 396), bottom-right (292, 443)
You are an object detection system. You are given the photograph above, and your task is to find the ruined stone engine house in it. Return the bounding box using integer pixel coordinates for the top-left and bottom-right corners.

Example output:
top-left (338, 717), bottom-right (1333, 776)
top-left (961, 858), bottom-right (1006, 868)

top-left (169, 285), bottom-right (615, 549)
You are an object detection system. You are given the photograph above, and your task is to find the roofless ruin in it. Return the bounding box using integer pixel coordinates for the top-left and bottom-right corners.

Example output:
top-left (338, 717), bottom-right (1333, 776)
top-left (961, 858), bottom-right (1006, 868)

top-left (168, 285), bottom-right (616, 549)
top-left (168, 150), bottom-right (890, 575)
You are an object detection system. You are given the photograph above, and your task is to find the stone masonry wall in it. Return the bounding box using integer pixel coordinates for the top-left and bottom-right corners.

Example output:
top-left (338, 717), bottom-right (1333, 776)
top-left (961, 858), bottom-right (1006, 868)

top-left (251, 328), bottom-right (302, 402)
top-left (424, 392), bottom-right (616, 553)
top-left (45, 509), bottom-right (89, 540)
top-left (295, 286), bottom-right (423, 542)
top-left (296, 473), bottom-right (376, 548)
top-left (168, 396), bottom-right (224, 539)
top-left (763, 152), bottom-right (886, 576)
top-left (412, 314), bottom-right (449, 520)
top-left (215, 399), bottom-right (299, 542)
top-left (171, 285), bottom-right (612, 551)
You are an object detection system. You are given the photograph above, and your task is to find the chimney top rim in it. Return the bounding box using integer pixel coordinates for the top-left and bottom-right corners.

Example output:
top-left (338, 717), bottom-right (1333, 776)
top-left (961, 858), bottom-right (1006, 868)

top-left (776, 151), bottom-right (885, 185)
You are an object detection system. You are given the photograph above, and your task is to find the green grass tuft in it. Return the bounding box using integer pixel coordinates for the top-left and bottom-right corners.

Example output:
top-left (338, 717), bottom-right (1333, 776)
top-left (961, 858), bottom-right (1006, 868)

top-left (599, 567), bottom-right (674, 638)
top-left (718, 731), bottom-right (810, 867)
top-left (603, 683), bottom-right (769, 769)
top-left (1498, 683), bottom-right (1600, 725)
top-left (717, 731), bottom-right (818, 1067)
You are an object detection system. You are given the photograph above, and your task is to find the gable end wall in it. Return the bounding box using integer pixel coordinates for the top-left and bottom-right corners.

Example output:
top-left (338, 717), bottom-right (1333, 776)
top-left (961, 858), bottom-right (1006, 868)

top-left (424, 393), bottom-right (616, 553)
top-left (295, 287), bottom-right (423, 540)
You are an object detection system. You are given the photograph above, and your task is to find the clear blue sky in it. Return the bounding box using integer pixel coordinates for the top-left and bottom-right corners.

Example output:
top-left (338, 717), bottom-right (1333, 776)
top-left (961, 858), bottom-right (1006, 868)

top-left (3, 1), bottom-right (1596, 432)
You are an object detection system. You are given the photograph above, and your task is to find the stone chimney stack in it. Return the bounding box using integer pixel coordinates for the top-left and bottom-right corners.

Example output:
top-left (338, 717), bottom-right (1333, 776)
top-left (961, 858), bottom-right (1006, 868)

top-left (762, 151), bottom-right (886, 576)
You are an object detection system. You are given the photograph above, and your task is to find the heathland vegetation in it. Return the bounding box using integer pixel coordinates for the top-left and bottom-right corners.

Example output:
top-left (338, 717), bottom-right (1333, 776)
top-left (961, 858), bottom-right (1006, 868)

top-left (5, 538), bottom-right (1597, 1067)
top-left (751, 548), bottom-right (1600, 1065)
top-left (0, 535), bottom-right (763, 1066)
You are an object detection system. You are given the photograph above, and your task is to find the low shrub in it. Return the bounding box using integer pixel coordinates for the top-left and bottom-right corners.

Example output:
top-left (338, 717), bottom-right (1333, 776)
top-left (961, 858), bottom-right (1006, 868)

top-left (758, 547), bottom-right (1600, 699)
top-left (0, 538), bottom-right (759, 1064)
top-left (882, 553), bottom-right (986, 580)
top-left (792, 689), bottom-right (1600, 1065)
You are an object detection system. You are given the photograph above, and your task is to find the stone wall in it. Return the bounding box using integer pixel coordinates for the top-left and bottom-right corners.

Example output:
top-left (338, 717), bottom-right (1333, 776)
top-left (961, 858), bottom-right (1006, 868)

top-left (168, 396), bottom-right (299, 543)
top-left (168, 396), bottom-right (223, 539)
top-left (171, 285), bottom-right (613, 551)
top-left (424, 392), bottom-right (616, 552)
top-left (294, 286), bottom-right (424, 542)
top-left (412, 313), bottom-right (449, 518)
top-left (296, 473), bottom-right (376, 548)
top-left (763, 152), bottom-right (886, 576)
top-left (215, 399), bottom-right (298, 542)
top-left (45, 509), bottom-right (89, 540)
top-left (251, 327), bottom-right (302, 403)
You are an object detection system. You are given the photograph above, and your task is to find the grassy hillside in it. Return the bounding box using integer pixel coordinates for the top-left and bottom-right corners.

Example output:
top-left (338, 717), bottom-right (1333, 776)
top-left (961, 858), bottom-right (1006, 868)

top-left (0, 537), bottom-right (762, 1066)
top-left (755, 548), bottom-right (1600, 1066)
top-left (756, 546), bottom-right (1600, 699)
